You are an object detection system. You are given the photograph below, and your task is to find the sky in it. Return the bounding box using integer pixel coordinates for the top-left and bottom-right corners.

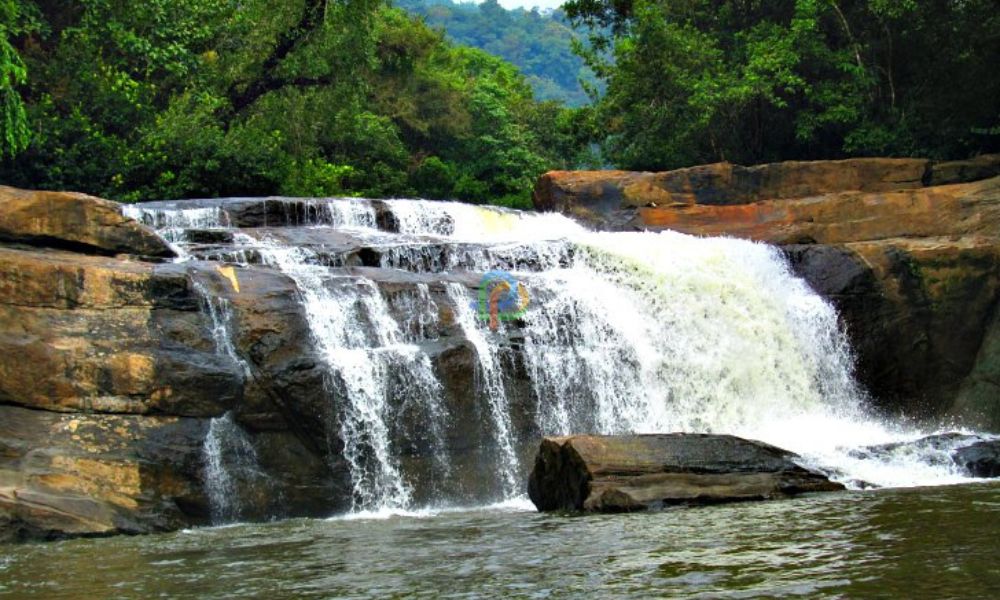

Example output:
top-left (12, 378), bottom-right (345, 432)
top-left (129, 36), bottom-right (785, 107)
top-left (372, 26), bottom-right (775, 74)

top-left (472, 0), bottom-right (567, 11)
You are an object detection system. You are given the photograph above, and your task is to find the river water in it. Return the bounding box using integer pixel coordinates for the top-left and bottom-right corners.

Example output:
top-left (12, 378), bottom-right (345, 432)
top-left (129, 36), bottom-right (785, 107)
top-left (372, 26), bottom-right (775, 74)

top-left (3, 483), bottom-right (999, 599)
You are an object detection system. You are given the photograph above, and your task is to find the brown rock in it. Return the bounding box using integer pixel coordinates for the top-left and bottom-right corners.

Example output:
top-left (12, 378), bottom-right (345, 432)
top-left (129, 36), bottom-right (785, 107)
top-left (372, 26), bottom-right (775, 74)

top-left (533, 158), bottom-right (931, 221)
top-left (633, 176), bottom-right (1000, 244)
top-left (527, 434), bottom-right (843, 513)
top-left (0, 185), bottom-right (175, 258)
top-left (0, 247), bottom-right (241, 416)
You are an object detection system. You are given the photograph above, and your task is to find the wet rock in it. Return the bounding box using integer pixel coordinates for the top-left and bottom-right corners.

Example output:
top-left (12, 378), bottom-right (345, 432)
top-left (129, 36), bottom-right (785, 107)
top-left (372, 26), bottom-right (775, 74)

top-left (0, 405), bottom-right (209, 541)
top-left (0, 185), bottom-right (175, 258)
top-left (849, 433), bottom-right (1000, 479)
top-left (848, 432), bottom-right (982, 461)
top-left (527, 434), bottom-right (844, 512)
top-left (952, 440), bottom-right (1000, 478)
top-left (786, 238), bottom-right (1000, 418)
top-left (951, 307), bottom-right (1000, 431)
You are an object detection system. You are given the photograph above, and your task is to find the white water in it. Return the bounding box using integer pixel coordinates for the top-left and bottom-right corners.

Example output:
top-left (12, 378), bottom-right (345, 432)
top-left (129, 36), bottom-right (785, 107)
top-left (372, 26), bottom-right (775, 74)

top-left (242, 233), bottom-right (450, 511)
top-left (131, 196), bottom-right (987, 512)
top-left (445, 283), bottom-right (521, 497)
top-left (203, 412), bottom-right (260, 524)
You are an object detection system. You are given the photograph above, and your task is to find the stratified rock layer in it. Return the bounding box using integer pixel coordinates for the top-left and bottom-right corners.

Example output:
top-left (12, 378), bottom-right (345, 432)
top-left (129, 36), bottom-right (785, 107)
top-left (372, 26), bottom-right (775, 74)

top-left (0, 185), bottom-right (175, 258)
top-left (0, 187), bottom-right (527, 541)
top-left (527, 434), bottom-right (844, 512)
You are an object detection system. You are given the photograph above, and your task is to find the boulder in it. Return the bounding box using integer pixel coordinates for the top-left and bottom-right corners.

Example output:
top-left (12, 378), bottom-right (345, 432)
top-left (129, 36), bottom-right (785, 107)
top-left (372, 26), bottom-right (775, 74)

top-left (527, 434), bottom-right (843, 513)
top-left (0, 186), bottom-right (175, 258)
top-left (953, 440), bottom-right (1000, 478)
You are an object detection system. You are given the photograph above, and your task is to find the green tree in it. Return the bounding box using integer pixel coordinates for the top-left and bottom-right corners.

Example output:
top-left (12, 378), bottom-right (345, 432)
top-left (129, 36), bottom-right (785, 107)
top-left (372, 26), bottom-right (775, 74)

top-left (566, 0), bottom-right (1000, 169)
top-left (0, 0), bottom-right (33, 158)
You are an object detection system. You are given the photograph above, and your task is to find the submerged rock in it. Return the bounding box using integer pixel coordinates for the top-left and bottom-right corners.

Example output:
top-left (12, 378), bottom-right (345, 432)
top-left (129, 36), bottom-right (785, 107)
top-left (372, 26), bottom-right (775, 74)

top-left (527, 434), bottom-right (844, 513)
top-left (849, 432), bottom-right (1000, 479)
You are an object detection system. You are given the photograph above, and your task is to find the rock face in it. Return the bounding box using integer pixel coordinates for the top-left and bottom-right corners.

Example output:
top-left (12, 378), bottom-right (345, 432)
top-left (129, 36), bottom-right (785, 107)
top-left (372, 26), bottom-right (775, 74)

top-left (527, 434), bottom-right (843, 512)
top-left (0, 191), bottom-right (343, 541)
top-left (0, 188), bottom-right (531, 541)
top-left (0, 185), bottom-right (175, 258)
top-left (533, 156), bottom-right (1000, 425)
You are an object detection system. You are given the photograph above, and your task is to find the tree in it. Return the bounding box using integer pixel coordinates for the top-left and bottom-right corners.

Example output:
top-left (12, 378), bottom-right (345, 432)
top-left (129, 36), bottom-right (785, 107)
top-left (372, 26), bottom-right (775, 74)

top-left (0, 1), bottom-right (589, 204)
top-left (566, 0), bottom-right (1000, 169)
top-left (0, 0), bottom-right (32, 158)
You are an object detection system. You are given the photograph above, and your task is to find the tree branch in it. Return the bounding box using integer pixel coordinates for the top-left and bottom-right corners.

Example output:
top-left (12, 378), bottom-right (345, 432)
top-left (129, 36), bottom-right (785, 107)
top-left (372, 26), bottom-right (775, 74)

top-left (227, 0), bottom-right (329, 114)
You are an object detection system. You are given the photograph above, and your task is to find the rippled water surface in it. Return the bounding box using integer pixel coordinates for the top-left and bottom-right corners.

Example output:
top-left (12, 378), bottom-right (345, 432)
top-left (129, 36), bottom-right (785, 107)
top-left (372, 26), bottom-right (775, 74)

top-left (3, 483), bottom-right (999, 599)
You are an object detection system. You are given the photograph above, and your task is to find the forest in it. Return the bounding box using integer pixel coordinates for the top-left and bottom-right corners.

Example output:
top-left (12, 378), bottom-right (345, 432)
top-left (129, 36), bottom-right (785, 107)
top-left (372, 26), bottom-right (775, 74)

top-left (397, 0), bottom-right (598, 106)
top-left (0, 0), bottom-right (997, 206)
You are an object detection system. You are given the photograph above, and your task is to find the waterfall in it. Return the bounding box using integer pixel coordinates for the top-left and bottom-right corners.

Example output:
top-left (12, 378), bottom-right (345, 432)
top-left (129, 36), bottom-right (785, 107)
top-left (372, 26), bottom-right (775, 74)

top-left (190, 277), bottom-right (261, 523)
top-left (243, 234), bottom-right (450, 511)
top-left (133, 196), bottom-right (982, 514)
top-left (192, 279), bottom-right (252, 378)
top-left (445, 283), bottom-right (520, 497)
top-left (203, 413), bottom-right (259, 524)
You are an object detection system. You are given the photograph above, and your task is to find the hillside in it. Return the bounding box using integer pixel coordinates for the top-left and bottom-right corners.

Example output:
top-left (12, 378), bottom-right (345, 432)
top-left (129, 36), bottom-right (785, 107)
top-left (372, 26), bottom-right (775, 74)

top-left (396, 0), bottom-right (596, 106)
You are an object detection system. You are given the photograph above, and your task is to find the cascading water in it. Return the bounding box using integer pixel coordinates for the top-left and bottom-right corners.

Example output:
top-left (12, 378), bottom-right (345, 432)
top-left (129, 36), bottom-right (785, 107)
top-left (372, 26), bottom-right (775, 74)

top-left (203, 412), bottom-right (260, 524)
top-left (445, 283), bottom-right (520, 497)
top-left (131, 195), bottom-right (986, 515)
top-left (243, 233), bottom-right (450, 511)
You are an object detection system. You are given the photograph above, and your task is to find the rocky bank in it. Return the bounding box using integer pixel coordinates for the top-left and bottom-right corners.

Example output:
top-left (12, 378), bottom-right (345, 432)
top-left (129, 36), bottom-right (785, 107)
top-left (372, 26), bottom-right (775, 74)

top-left (534, 156), bottom-right (1000, 427)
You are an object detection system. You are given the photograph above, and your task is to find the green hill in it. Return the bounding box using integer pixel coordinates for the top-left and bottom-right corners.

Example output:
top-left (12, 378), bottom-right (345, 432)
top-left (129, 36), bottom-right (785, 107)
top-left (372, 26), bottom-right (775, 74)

top-left (396, 0), bottom-right (596, 106)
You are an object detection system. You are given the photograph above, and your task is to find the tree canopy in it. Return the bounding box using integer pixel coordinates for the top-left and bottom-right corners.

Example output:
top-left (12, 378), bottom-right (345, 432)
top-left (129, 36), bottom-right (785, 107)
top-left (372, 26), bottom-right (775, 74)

top-left (0, 0), bottom-right (592, 206)
top-left (398, 0), bottom-right (600, 106)
top-left (565, 0), bottom-right (1000, 170)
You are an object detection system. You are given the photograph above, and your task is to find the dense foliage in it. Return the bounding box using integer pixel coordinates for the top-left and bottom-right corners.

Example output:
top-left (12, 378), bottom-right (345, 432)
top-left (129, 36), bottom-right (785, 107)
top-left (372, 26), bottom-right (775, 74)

top-left (0, 0), bottom-right (591, 205)
top-left (566, 0), bottom-right (1000, 170)
top-left (1, 0), bottom-right (996, 204)
top-left (398, 0), bottom-right (598, 106)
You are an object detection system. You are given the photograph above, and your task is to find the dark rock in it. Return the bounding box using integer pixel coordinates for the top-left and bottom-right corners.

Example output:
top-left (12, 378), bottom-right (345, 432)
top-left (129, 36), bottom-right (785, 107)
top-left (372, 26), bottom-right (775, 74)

top-left (849, 432), bottom-right (1000, 478)
top-left (527, 434), bottom-right (844, 513)
top-left (926, 154), bottom-right (1000, 186)
top-left (848, 432), bottom-right (983, 462)
top-left (953, 440), bottom-right (1000, 478)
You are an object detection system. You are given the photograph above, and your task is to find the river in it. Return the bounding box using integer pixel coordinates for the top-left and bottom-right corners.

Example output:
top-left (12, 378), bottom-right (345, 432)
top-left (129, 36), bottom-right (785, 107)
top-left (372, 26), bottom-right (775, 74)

top-left (3, 483), bottom-right (998, 598)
